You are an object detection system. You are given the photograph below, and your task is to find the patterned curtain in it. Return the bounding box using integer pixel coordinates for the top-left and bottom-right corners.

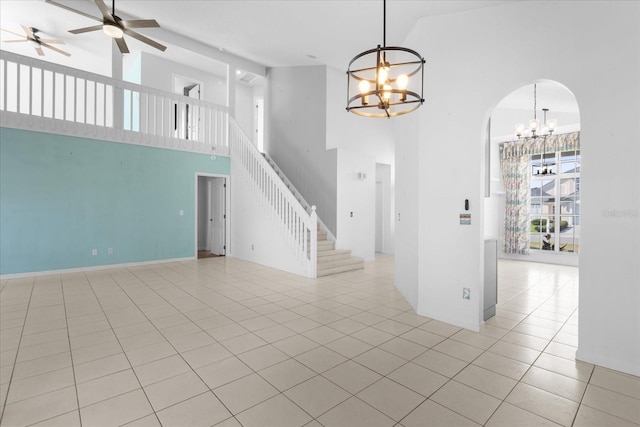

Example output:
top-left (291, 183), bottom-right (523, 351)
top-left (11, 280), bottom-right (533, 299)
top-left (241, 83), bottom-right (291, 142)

top-left (499, 132), bottom-right (580, 255)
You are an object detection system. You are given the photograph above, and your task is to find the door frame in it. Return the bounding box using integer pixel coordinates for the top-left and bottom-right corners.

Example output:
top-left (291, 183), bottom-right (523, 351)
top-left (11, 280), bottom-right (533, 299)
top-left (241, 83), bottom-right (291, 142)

top-left (195, 173), bottom-right (231, 257)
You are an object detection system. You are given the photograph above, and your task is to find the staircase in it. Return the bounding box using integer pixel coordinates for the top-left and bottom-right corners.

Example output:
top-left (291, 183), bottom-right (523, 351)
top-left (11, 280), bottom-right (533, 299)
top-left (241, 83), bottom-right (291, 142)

top-left (260, 153), bottom-right (364, 277)
top-left (315, 226), bottom-right (364, 277)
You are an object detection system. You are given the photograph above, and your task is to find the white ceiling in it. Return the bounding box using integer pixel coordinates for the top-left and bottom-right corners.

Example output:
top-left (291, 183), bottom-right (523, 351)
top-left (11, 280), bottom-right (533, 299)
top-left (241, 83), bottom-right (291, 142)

top-left (0, 1), bottom-right (578, 112)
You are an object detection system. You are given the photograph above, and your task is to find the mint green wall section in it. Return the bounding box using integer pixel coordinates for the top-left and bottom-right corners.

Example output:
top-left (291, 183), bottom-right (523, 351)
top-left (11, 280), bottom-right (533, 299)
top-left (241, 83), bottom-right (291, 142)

top-left (0, 127), bottom-right (230, 275)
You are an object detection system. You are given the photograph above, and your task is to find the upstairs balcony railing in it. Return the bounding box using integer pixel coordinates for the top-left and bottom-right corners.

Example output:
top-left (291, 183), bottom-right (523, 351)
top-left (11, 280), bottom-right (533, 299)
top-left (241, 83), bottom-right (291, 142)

top-left (0, 50), bottom-right (228, 155)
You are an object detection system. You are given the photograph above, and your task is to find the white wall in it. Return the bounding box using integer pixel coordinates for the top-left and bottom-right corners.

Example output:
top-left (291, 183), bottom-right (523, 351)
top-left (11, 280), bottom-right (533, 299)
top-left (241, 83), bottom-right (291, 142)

top-left (266, 66), bottom-right (338, 235)
top-left (140, 53), bottom-right (226, 105)
top-left (397, 0), bottom-right (639, 375)
top-left (235, 82), bottom-right (255, 138)
top-left (336, 149), bottom-right (376, 260)
top-left (229, 162), bottom-right (308, 277)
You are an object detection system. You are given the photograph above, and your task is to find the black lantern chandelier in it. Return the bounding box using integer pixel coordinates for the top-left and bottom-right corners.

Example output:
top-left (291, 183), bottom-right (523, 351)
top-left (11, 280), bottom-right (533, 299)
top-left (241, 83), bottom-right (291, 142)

top-left (515, 84), bottom-right (558, 175)
top-left (346, 0), bottom-right (425, 118)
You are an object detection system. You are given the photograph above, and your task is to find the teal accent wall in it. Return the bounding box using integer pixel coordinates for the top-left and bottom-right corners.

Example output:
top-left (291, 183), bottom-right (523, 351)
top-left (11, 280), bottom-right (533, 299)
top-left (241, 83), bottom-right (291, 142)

top-left (0, 127), bottom-right (230, 275)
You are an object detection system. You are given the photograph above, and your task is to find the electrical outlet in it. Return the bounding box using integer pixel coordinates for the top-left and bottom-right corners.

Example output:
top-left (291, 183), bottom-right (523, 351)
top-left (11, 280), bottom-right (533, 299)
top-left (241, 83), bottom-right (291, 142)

top-left (92, 249), bottom-right (98, 256)
top-left (179, 209), bottom-right (184, 216)
top-left (251, 244), bottom-right (254, 250)
top-left (463, 288), bottom-right (471, 300)
top-left (108, 248), bottom-right (113, 255)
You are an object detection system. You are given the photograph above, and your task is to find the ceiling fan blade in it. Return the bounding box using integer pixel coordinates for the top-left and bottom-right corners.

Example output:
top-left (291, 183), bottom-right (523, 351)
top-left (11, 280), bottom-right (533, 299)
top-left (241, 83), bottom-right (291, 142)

top-left (41, 42), bottom-right (71, 57)
top-left (45, 0), bottom-right (102, 22)
top-left (1, 28), bottom-right (28, 38)
top-left (122, 28), bottom-right (166, 52)
top-left (20, 24), bottom-right (35, 38)
top-left (69, 25), bottom-right (104, 34)
top-left (38, 38), bottom-right (66, 44)
top-left (115, 37), bottom-right (129, 54)
top-left (94, 0), bottom-right (114, 20)
top-left (35, 46), bottom-right (44, 56)
top-left (121, 19), bottom-right (160, 29)
top-left (2, 39), bottom-right (29, 43)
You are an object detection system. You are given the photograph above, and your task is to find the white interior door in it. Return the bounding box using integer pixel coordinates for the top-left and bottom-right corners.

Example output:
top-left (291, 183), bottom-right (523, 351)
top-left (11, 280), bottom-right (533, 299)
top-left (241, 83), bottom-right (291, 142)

top-left (211, 178), bottom-right (226, 255)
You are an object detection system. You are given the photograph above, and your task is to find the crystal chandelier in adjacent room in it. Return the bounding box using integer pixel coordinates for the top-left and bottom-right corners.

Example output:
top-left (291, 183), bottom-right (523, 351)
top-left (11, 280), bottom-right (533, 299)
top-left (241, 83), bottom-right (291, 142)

top-left (515, 84), bottom-right (558, 175)
top-left (346, 0), bottom-right (425, 118)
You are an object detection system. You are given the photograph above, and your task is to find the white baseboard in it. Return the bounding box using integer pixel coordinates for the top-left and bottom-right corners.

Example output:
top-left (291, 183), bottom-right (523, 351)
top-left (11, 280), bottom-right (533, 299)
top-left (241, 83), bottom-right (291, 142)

top-left (0, 257), bottom-right (196, 280)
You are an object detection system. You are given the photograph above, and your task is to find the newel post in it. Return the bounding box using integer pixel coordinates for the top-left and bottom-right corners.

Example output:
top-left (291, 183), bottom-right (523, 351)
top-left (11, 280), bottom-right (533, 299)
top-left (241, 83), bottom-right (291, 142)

top-left (310, 206), bottom-right (318, 279)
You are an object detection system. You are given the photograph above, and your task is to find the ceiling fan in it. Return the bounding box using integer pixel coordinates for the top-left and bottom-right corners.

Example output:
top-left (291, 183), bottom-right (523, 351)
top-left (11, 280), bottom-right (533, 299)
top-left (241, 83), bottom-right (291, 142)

top-left (0, 25), bottom-right (71, 57)
top-left (45, 0), bottom-right (166, 54)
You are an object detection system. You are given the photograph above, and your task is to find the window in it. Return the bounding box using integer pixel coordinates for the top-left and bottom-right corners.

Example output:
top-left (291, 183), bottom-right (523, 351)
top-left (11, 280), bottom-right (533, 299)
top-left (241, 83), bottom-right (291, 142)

top-left (529, 150), bottom-right (580, 253)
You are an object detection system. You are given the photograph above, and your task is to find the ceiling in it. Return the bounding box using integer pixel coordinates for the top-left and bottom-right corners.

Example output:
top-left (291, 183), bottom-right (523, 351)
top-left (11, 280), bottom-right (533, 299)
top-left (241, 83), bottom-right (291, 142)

top-left (0, 1), bottom-right (578, 114)
top-left (1, 1), bottom-right (511, 73)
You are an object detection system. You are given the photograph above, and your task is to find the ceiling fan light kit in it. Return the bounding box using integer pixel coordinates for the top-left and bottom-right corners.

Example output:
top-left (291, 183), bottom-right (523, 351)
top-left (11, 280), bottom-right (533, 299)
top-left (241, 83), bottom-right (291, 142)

top-left (45, 0), bottom-right (166, 54)
top-left (346, 0), bottom-right (425, 118)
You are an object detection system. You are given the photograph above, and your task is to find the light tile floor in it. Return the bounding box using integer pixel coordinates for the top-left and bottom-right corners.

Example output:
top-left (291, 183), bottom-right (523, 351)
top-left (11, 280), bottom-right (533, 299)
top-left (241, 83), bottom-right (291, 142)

top-left (1, 256), bottom-right (639, 426)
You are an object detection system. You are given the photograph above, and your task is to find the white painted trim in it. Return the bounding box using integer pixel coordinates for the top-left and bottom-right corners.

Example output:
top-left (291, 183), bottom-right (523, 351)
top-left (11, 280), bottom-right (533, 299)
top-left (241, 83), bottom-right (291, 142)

top-left (194, 172), bottom-right (231, 257)
top-left (0, 257), bottom-right (195, 280)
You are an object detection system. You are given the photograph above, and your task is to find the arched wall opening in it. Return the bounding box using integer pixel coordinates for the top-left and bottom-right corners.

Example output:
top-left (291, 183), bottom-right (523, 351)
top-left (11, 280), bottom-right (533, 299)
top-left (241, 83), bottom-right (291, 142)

top-left (484, 80), bottom-right (581, 267)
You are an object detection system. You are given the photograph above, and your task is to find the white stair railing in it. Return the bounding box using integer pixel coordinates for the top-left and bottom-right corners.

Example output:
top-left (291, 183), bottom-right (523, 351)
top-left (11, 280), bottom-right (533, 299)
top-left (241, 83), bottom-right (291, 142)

top-left (229, 120), bottom-right (317, 278)
top-left (0, 50), bottom-right (229, 155)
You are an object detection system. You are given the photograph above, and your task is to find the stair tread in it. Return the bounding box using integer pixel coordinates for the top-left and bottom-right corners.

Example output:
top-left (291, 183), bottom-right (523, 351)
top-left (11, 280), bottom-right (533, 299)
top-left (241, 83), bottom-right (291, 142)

top-left (317, 256), bottom-right (364, 270)
top-left (317, 262), bottom-right (365, 277)
top-left (317, 249), bottom-right (351, 257)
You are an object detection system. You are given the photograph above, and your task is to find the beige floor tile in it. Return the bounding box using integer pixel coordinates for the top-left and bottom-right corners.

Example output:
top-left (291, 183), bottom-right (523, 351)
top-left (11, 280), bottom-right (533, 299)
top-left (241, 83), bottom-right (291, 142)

top-left (285, 375), bottom-right (350, 417)
top-left (400, 399), bottom-right (481, 427)
top-left (118, 330), bottom-right (167, 352)
top-left (125, 341), bottom-right (177, 367)
top-left (302, 325), bottom-right (345, 345)
top-left (450, 329), bottom-right (498, 350)
top-left (323, 360), bottom-right (382, 394)
top-left (196, 356), bottom-right (253, 389)
top-left (544, 341), bottom-right (578, 360)
top-left (74, 353), bottom-right (131, 384)
top-left (235, 394), bottom-right (312, 427)
top-left (581, 384), bottom-right (640, 424)
top-left (77, 368), bottom-right (140, 407)
top-left (122, 414), bottom-right (162, 427)
top-left (486, 402), bottom-right (562, 427)
top-left (15, 339), bottom-right (70, 363)
top-left (431, 380), bottom-right (501, 425)
top-left (207, 323), bottom-right (250, 341)
top-left (168, 331), bottom-right (216, 352)
top-left (0, 385), bottom-right (77, 426)
top-left (534, 353), bottom-right (594, 382)
top-left (322, 335), bottom-right (372, 358)
top-left (80, 389), bottom-right (153, 427)
top-left (412, 349), bottom-right (468, 378)
top-left (378, 337), bottom-right (427, 360)
top-left (181, 342), bottom-right (233, 369)
top-left (221, 332), bottom-right (268, 354)
top-left (6, 366), bottom-right (75, 404)
top-left (472, 350), bottom-right (531, 380)
top-left (589, 366), bottom-right (640, 399)
top-left (30, 409), bottom-right (81, 427)
top-left (522, 366), bottom-right (587, 402)
top-left (501, 331), bottom-right (550, 351)
top-left (133, 354), bottom-right (192, 387)
top-left (454, 364), bottom-right (517, 399)
top-left (144, 370), bottom-right (208, 411)
top-left (357, 377), bottom-right (425, 421)
top-left (281, 317), bottom-right (322, 333)
top-left (271, 334), bottom-right (319, 357)
top-left (506, 382), bottom-right (579, 427)
top-left (391, 312), bottom-right (430, 327)
top-left (258, 358), bottom-right (317, 391)
top-left (317, 396), bottom-right (395, 427)
top-left (214, 373), bottom-right (279, 414)
top-left (156, 392), bottom-right (232, 427)
top-left (387, 362), bottom-right (448, 398)
top-left (351, 327), bottom-right (395, 346)
top-left (487, 340), bottom-right (541, 364)
top-left (238, 315), bottom-right (278, 332)
top-left (353, 347), bottom-right (406, 376)
top-left (237, 344), bottom-right (289, 371)
top-left (432, 339), bottom-right (484, 363)
top-left (573, 404), bottom-right (640, 427)
top-left (400, 328), bottom-right (446, 348)
top-left (11, 351), bottom-right (72, 381)
top-left (373, 319), bottom-right (414, 335)
top-left (295, 346), bottom-right (347, 373)
top-left (326, 317), bottom-right (367, 335)
top-left (419, 320), bottom-right (462, 337)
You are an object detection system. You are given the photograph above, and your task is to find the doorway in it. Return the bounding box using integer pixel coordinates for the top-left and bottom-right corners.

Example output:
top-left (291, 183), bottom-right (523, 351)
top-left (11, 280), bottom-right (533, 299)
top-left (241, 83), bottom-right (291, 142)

top-left (197, 175), bottom-right (228, 258)
top-left (173, 75), bottom-right (203, 141)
